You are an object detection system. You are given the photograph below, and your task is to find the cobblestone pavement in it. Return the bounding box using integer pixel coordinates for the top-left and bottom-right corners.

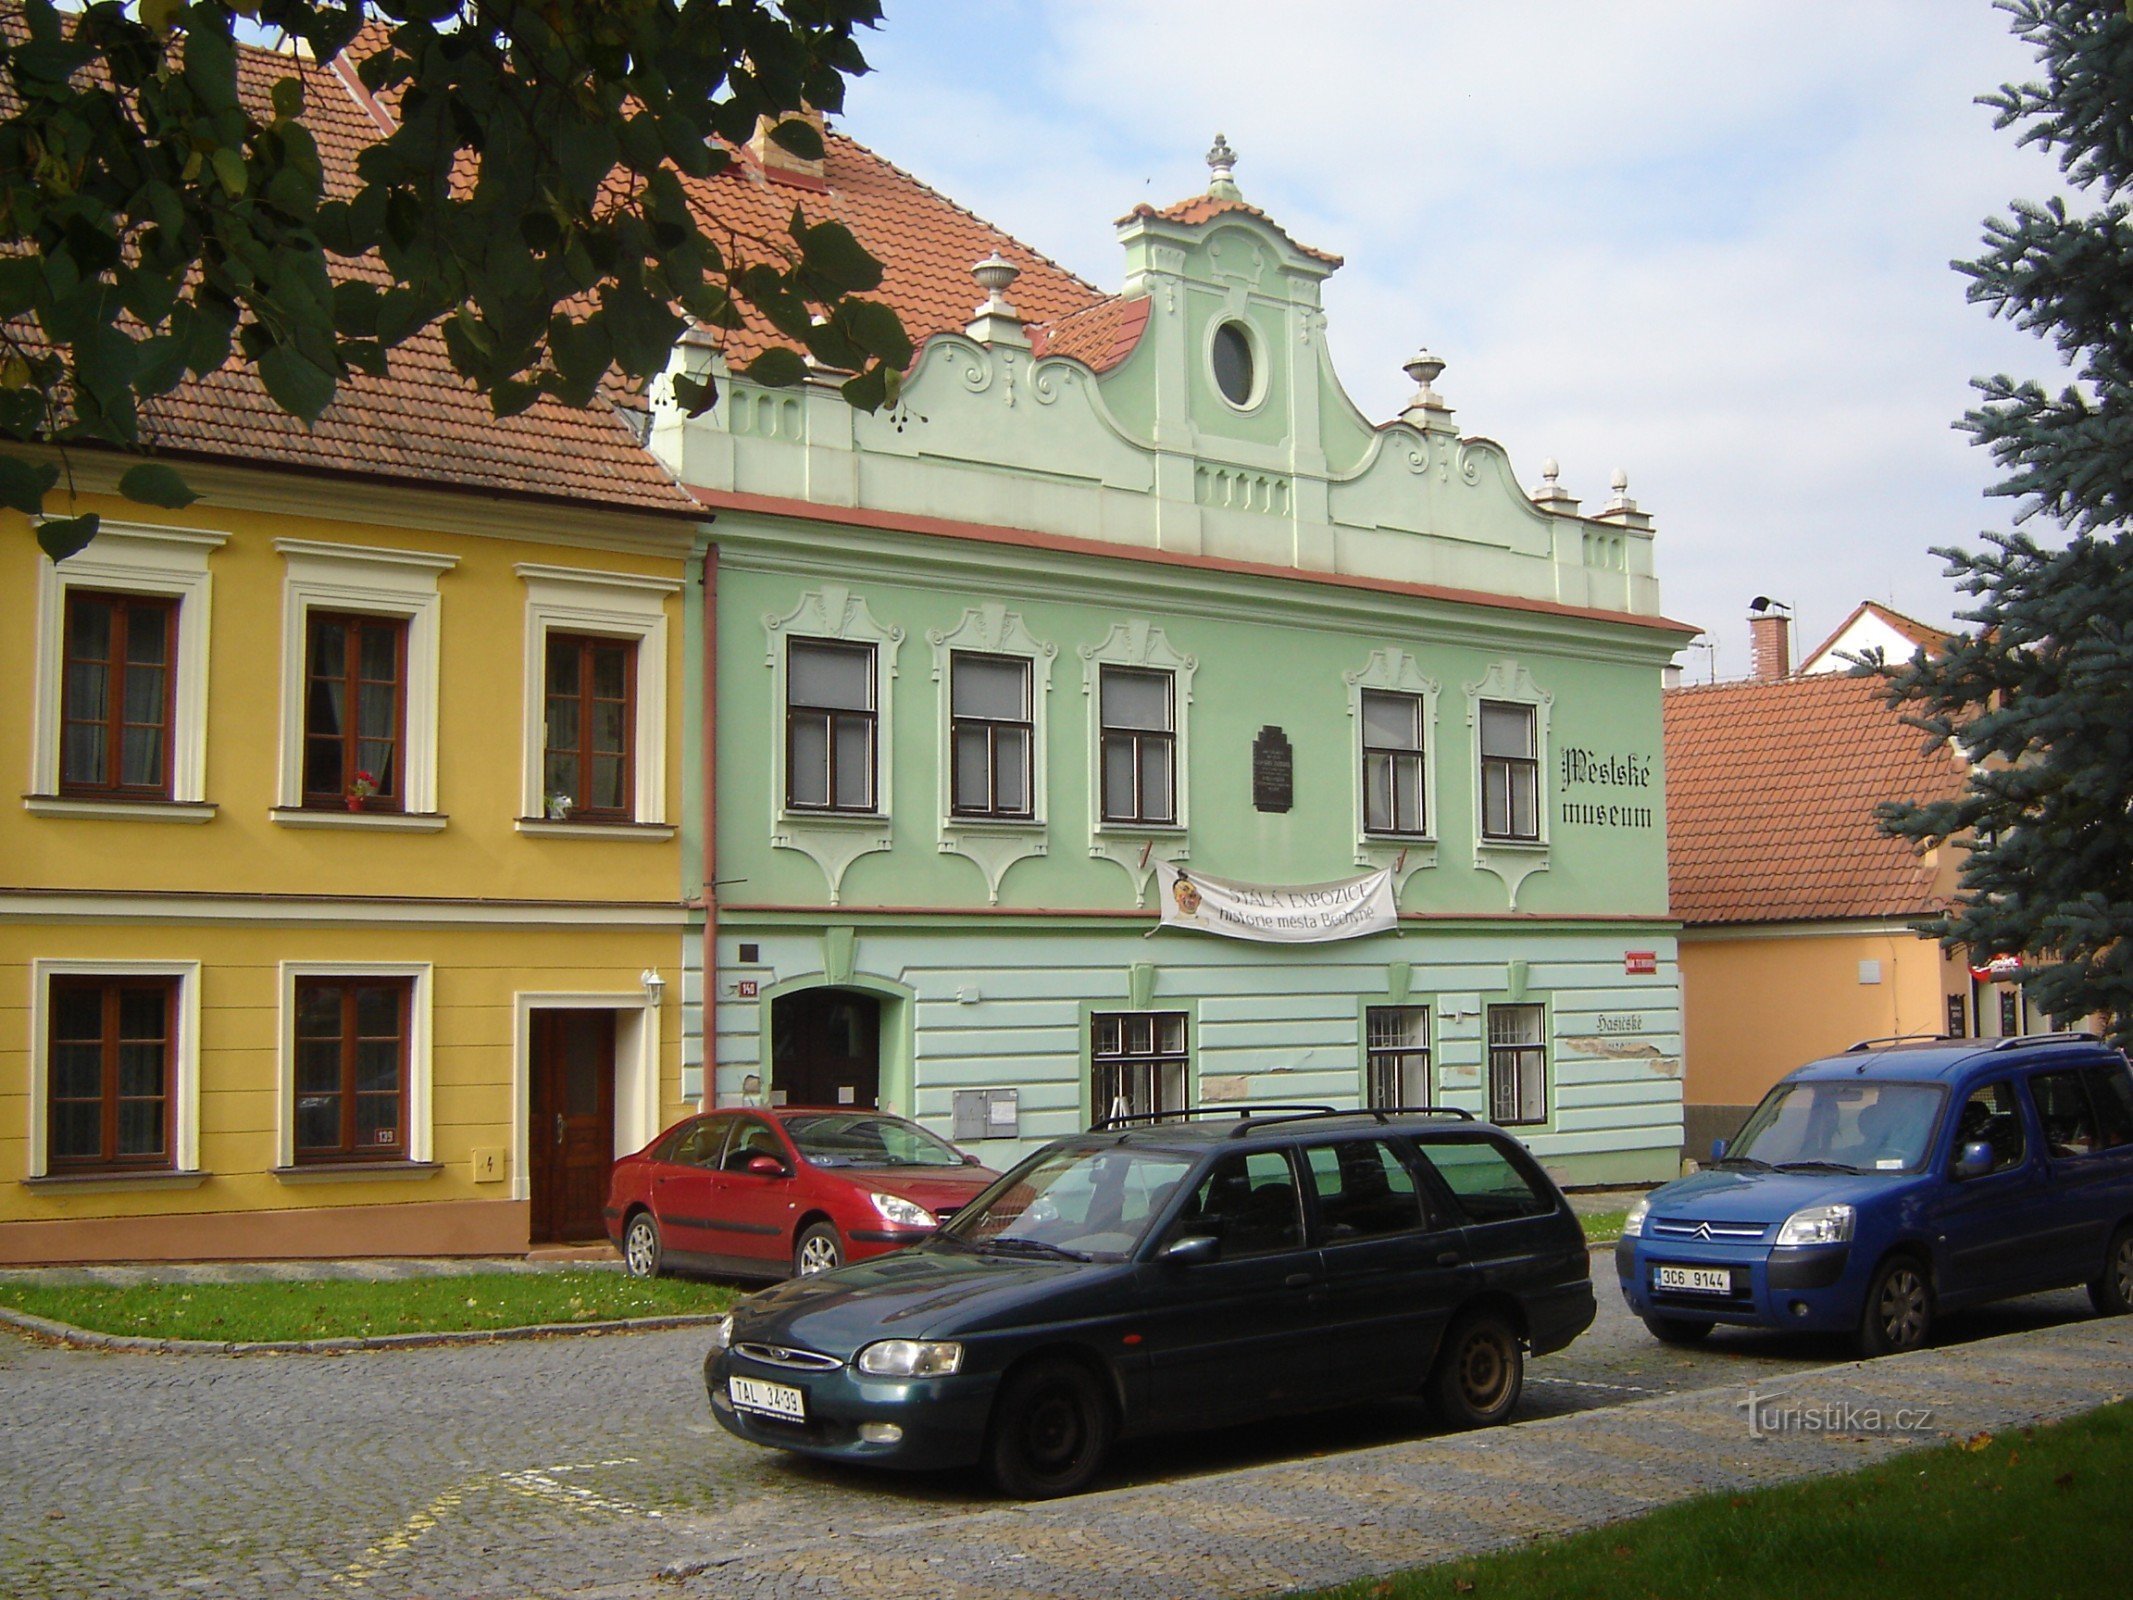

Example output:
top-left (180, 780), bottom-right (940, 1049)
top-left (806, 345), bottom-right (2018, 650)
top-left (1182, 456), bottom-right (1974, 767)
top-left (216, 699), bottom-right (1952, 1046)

top-left (0, 1265), bottom-right (2106, 1600)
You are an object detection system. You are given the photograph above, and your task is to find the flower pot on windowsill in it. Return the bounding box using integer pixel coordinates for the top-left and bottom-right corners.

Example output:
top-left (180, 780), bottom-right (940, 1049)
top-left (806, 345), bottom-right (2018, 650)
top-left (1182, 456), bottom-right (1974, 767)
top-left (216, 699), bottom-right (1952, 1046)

top-left (345, 796), bottom-right (367, 813)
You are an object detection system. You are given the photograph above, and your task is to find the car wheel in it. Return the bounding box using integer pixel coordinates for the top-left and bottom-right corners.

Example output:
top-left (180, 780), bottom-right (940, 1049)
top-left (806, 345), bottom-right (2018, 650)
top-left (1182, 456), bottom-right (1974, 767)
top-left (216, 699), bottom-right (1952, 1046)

top-left (792, 1221), bottom-right (844, 1278)
top-left (2088, 1224), bottom-right (2133, 1316)
top-left (1641, 1315), bottom-right (1712, 1346)
top-left (1429, 1312), bottom-right (1524, 1429)
top-left (986, 1360), bottom-right (1113, 1499)
top-left (622, 1212), bottom-right (663, 1279)
top-left (1858, 1254), bottom-right (1933, 1357)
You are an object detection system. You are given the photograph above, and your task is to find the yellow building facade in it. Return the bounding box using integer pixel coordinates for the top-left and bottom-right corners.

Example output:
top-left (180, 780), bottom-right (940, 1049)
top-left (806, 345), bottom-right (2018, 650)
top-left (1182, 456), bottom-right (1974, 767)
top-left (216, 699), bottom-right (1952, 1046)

top-left (2, 458), bottom-right (707, 1263)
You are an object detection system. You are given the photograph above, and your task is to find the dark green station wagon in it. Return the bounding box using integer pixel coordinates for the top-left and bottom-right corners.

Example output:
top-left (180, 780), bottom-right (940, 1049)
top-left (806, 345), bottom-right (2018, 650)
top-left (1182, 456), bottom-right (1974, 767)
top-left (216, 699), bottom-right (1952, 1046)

top-left (704, 1106), bottom-right (1596, 1496)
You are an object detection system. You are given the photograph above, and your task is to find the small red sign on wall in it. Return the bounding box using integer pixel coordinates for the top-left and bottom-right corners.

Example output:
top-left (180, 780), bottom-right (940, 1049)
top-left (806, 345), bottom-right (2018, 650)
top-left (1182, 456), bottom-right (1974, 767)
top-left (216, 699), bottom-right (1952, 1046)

top-left (1624, 951), bottom-right (1658, 976)
top-left (736, 979), bottom-right (760, 999)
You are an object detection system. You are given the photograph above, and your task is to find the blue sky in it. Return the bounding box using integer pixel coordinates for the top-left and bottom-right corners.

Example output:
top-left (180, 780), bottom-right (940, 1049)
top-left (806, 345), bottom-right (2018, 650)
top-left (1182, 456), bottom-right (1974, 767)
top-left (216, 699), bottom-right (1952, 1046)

top-left (836, 3), bottom-right (2067, 676)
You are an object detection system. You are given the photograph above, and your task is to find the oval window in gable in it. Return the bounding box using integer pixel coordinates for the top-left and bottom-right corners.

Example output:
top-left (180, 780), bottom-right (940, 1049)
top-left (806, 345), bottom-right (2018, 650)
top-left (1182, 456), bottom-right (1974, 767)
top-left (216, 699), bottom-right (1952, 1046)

top-left (1211, 321), bottom-right (1255, 407)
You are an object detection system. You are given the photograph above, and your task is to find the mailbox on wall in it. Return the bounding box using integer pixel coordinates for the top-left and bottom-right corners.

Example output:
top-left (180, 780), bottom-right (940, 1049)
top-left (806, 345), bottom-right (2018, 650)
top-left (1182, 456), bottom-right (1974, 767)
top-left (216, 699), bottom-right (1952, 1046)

top-left (951, 1088), bottom-right (1020, 1141)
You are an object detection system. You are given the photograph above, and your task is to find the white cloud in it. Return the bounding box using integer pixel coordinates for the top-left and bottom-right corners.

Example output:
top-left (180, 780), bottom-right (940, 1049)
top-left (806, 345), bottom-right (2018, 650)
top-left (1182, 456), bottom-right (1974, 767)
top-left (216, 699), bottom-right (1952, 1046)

top-left (846, 1), bottom-right (2068, 673)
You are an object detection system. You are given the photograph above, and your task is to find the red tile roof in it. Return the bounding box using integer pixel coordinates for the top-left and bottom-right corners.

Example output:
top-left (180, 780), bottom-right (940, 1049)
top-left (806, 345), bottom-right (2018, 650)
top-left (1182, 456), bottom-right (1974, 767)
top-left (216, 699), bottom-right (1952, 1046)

top-left (1121, 195), bottom-right (1344, 267)
top-left (1031, 296), bottom-right (1152, 372)
top-left (1663, 672), bottom-right (1968, 925)
top-left (118, 43), bottom-right (704, 516)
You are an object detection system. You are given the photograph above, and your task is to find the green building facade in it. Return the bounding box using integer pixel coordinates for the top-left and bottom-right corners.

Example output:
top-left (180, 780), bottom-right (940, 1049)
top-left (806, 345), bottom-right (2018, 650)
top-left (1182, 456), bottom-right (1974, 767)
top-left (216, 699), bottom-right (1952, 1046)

top-left (653, 151), bottom-right (1694, 1187)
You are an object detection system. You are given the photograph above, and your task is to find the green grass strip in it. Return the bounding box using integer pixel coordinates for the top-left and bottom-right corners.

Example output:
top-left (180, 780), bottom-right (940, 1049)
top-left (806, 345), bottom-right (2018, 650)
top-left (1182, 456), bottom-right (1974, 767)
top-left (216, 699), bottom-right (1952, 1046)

top-left (1299, 1398), bottom-right (2133, 1600)
top-left (0, 1270), bottom-right (738, 1342)
top-left (1577, 1209), bottom-right (1628, 1245)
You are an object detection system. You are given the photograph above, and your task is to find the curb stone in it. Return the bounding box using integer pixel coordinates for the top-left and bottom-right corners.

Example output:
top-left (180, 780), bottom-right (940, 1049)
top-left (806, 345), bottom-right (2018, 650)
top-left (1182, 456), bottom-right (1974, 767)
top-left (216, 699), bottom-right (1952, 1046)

top-left (0, 1302), bottom-right (726, 1355)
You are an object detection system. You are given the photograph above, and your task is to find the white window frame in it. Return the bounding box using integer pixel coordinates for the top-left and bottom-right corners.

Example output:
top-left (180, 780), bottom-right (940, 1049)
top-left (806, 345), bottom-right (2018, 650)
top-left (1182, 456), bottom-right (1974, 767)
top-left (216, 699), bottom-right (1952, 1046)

top-left (1464, 658), bottom-right (1554, 907)
top-left (515, 563), bottom-right (680, 834)
top-left (1485, 1001), bottom-right (1550, 1128)
top-left (274, 961), bottom-right (434, 1168)
top-left (1080, 620), bottom-right (1196, 906)
top-left (273, 538), bottom-right (457, 825)
top-left (30, 524), bottom-right (225, 818)
top-left (1345, 648), bottom-right (1439, 889)
top-left (928, 603), bottom-right (1055, 905)
top-left (27, 959), bottom-right (203, 1178)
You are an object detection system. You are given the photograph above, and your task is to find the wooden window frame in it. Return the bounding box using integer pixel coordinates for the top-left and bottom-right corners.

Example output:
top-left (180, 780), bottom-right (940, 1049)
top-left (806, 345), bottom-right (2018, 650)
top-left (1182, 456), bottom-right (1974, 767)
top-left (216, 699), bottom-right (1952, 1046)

top-left (58, 589), bottom-right (178, 800)
top-left (301, 611), bottom-right (410, 812)
top-left (785, 638), bottom-right (878, 814)
top-left (45, 975), bottom-right (177, 1172)
top-left (948, 650), bottom-right (1034, 821)
top-left (1365, 1004), bottom-right (1433, 1109)
top-left (1092, 1010), bottom-right (1190, 1123)
top-left (292, 976), bottom-right (413, 1164)
top-left (1486, 1003), bottom-right (1548, 1126)
top-left (1098, 665), bottom-right (1177, 826)
top-left (542, 632), bottom-right (638, 822)
top-left (1360, 687), bottom-right (1427, 838)
top-left (1478, 698), bottom-right (1541, 843)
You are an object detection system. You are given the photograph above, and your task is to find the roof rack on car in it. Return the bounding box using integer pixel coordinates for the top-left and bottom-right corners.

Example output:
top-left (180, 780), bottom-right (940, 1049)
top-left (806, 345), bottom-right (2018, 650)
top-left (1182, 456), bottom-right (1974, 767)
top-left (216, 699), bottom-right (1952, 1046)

top-left (1990, 1031), bottom-right (2102, 1050)
top-left (1227, 1105), bottom-right (1477, 1138)
top-left (1844, 1033), bottom-right (1954, 1052)
top-left (1089, 1103), bottom-right (1334, 1132)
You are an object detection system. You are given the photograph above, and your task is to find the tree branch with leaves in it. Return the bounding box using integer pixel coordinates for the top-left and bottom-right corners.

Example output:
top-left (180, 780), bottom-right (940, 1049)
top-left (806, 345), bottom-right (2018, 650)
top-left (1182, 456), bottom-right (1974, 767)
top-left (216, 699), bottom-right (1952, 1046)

top-left (0, 0), bottom-right (910, 560)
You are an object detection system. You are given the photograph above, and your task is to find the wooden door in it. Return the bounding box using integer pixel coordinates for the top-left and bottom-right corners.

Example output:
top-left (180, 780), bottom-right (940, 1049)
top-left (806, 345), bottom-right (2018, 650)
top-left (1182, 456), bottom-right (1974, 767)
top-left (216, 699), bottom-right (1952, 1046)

top-left (770, 989), bottom-right (880, 1109)
top-left (531, 1009), bottom-right (616, 1243)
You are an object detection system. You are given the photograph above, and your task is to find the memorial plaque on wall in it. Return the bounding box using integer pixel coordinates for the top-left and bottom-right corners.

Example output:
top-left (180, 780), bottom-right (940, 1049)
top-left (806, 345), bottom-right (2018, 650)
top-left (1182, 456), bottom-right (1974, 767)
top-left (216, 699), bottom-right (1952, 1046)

top-left (1252, 725), bottom-right (1293, 812)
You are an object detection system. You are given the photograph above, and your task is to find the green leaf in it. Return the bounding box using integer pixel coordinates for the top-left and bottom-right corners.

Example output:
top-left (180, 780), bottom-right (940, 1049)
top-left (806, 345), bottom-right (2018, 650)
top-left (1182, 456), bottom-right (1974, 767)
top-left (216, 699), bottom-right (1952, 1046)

top-left (37, 513), bottom-right (100, 563)
top-left (671, 371), bottom-right (718, 417)
top-left (745, 347), bottom-right (809, 388)
top-left (798, 221), bottom-right (882, 294)
top-left (271, 76), bottom-right (304, 120)
top-left (211, 147), bottom-right (248, 198)
top-left (767, 116), bottom-right (825, 162)
top-left (0, 453), bottom-right (62, 518)
top-left (117, 463), bottom-right (199, 510)
top-left (257, 344), bottom-right (337, 422)
top-left (839, 299), bottom-right (912, 367)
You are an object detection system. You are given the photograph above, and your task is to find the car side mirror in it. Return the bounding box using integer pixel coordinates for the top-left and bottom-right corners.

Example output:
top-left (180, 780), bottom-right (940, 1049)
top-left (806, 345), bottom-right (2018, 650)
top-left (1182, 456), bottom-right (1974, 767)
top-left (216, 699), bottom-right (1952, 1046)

top-left (745, 1153), bottom-right (790, 1178)
top-left (963, 1153), bottom-right (983, 1166)
top-left (1710, 1138), bottom-right (1728, 1163)
top-left (1159, 1233), bottom-right (1221, 1268)
top-left (1953, 1141), bottom-right (1994, 1181)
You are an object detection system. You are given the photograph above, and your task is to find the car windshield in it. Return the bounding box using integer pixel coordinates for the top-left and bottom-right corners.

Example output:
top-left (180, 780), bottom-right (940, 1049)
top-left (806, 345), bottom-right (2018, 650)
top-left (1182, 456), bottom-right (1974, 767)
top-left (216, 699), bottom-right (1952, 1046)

top-left (938, 1144), bottom-right (1197, 1263)
top-left (1726, 1080), bottom-right (1944, 1173)
top-left (782, 1114), bottom-right (966, 1168)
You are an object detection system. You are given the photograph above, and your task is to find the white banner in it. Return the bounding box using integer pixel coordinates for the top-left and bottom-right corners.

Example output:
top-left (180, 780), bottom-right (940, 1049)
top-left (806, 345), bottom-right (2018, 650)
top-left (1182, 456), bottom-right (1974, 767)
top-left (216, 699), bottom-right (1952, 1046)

top-left (1155, 863), bottom-right (1398, 943)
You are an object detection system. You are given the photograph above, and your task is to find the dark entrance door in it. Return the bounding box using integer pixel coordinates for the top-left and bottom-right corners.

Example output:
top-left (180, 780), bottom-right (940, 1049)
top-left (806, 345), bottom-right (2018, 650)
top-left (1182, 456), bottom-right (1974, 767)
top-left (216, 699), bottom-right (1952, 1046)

top-left (531, 1009), bottom-right (616, 1243)
top-left (770, 989), bottom-right (881, 1109)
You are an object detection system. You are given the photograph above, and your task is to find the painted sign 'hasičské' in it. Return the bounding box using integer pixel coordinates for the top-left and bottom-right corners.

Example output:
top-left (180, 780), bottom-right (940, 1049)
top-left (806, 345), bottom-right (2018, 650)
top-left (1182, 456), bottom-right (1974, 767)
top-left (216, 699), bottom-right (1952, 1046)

top-left (1157, 864), bottom-right (1398, 943)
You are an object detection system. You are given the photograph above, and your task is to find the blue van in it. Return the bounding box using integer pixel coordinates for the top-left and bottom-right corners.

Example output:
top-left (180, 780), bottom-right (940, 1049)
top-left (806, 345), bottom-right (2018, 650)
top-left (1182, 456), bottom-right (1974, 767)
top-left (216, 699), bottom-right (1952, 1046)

top-left (1618, 1034), bottom-right (2133, 1355)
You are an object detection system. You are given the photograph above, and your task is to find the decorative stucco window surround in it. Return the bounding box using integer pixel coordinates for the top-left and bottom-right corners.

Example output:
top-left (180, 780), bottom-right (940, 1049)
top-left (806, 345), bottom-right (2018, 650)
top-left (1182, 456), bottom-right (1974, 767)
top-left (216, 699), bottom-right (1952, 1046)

top-left (272, 538), bottom-right (456, 831)
top-left (1080, 619), bottom-right (1195, 907)
top-left (28, 524), bottom-right (225, 822)
top-left (272, 961), bottom-right (435, 1174)
top-left (514, 563), bottom-right (680, 840)
top-left (1346, 647), bottom-right (1439, 892)
top-left (764, 584), bottom-right (902, 905)
top-left (928, 602), bottom-right (1055, 904)
top-left (24, 959), bottom-right (204, 1184)
top-left (1465, 658), bottom-right (1553, 908)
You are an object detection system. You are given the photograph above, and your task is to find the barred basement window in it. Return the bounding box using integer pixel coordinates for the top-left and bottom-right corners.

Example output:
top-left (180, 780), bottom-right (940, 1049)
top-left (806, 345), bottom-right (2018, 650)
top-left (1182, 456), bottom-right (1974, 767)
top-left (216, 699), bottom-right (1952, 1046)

top-left (1365, 1005), bottom-right (1432, 1108)
top-left (1093, 1012), bottom-right (1189, 1123)
top-left (1487, 1004), bottom-right (1547, 1126)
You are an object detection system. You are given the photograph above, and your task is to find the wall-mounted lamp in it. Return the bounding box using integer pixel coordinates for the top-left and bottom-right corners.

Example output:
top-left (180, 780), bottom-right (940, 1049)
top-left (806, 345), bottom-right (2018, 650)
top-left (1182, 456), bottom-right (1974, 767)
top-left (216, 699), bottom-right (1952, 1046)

top-left (640, 968), bottom-right (666, 1006)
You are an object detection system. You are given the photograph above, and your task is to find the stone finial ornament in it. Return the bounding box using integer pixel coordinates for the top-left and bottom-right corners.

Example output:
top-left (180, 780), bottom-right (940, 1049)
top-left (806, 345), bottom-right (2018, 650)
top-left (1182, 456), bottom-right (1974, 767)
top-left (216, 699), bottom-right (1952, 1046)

top-left (1530, 456), bottom-right (1580, 512)
top-left (1605, 468), bottom-right (1637, 514)
top-left (1401, 349), bottom-right (1449, 416)
top-left (965, 252), bottom-right (1031, 348)
top-left (1206, 133), bottom-right (1240, 200)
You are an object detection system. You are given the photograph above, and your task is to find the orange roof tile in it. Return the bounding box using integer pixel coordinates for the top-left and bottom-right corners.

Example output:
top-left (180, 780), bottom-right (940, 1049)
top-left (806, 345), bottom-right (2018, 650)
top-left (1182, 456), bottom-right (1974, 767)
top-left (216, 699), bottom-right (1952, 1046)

top-left (1663, 672), bottom-right (1968, 926)
top-left (1800, 601), bottom-right (1952, 671)
top-left (1121, 194), bottom-right (1344, 267)
top-left (1031, 296), bottom-right (1152, 373)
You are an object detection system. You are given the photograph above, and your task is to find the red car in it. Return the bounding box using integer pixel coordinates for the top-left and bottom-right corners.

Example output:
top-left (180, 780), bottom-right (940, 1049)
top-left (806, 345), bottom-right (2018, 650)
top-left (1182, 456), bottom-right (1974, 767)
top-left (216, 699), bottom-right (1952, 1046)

top-left (604, 1106), bottom-right (1000, 1280)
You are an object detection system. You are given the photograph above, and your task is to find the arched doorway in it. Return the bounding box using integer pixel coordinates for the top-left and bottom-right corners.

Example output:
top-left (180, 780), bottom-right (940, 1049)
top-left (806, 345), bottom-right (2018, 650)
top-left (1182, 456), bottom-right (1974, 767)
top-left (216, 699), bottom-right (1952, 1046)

top-left (770, 988), bottom-right (881, 1109)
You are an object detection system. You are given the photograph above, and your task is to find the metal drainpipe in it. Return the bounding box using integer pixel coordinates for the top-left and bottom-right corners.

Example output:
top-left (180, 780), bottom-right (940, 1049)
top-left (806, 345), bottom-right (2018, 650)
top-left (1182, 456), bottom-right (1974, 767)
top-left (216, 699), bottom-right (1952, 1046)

top-left (699, 539), bottom-right (719, 1112)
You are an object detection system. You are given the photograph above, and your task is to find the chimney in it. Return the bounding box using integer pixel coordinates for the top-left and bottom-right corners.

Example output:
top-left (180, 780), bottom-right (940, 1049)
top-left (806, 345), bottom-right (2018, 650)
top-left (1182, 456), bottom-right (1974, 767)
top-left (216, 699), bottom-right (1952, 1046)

top-left (1748, 599), bottom-right (1792, 681)
top-left (747, 108), bottom-right (827, 183)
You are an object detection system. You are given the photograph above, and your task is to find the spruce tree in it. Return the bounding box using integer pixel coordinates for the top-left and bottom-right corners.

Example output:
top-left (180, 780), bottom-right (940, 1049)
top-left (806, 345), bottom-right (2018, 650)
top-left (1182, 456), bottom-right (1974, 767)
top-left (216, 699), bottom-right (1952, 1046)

top-left (1878, 0), bottom-right (2133, 1046)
